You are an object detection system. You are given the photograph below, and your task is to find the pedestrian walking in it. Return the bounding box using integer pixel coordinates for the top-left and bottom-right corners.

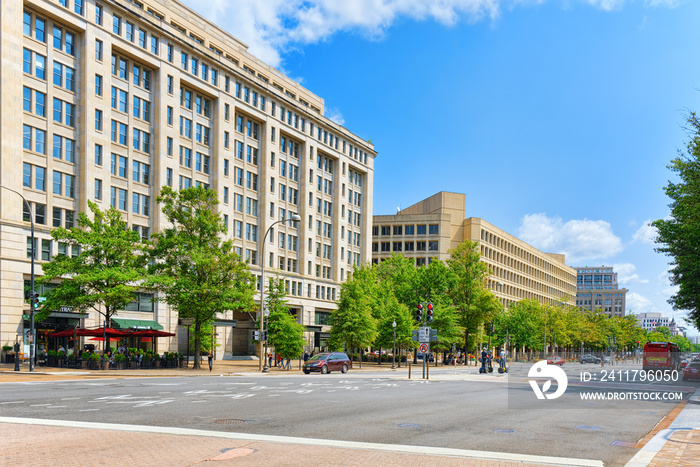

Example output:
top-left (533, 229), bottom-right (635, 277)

top-left (208, 350), bottom-right (213, 371)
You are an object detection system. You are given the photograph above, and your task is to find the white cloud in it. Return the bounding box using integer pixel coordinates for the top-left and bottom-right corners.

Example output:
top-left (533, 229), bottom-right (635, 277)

top-left (325, 107), bottom-right (345, 125)
top-left (626, 292), bottom-right (655, 314)
top-left (179, 0), bottom-right (681, 69)
top-left (632, 220), bottom-right (657, 245)
top-left (518, 213), bottom-right (623, 264)
top-left (613, 262), bottom-right (648, 285)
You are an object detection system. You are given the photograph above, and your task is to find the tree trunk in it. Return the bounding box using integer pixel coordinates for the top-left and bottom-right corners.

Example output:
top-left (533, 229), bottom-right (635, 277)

top-left (192, 321), bottom-right (201, 369)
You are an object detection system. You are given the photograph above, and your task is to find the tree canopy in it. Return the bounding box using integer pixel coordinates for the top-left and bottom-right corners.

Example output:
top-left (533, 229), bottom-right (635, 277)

top-left (38, 201), bottom-right (146, 335)
top-left (146, 186), bottom-right (256, 369)
top-left (653, 112), bottom-right (700, 328)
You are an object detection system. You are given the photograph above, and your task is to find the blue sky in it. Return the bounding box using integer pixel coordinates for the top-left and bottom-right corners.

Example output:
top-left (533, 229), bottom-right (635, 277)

top-left (182, 0), bottom-right (700, 335)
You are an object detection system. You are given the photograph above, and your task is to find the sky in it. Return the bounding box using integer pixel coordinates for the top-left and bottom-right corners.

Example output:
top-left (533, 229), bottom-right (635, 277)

top-left (180, 0), bottom-right (700, 335)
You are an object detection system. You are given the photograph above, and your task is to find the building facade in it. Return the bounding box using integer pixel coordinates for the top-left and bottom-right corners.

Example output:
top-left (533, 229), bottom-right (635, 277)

top-left (574, 266), bottom-right (627, 317)
top-left (1, 0), bottom-right (375, 357)
top-left (636, 312), bottom-right (670, 333)
top-left (371, 192), bottom-right (577, 309)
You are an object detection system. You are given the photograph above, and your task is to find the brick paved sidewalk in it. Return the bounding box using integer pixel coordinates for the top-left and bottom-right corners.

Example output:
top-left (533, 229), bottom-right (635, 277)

top-left (0, 421), bottom-right (598, 467)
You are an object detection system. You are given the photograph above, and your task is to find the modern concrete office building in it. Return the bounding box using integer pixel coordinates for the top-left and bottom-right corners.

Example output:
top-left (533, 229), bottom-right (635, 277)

top-left (1, 0), bottom-right (375, 357)
top-left (574, 266), bottom-right (627, 317)
top-left (371, 192), bottom-right (577, 309)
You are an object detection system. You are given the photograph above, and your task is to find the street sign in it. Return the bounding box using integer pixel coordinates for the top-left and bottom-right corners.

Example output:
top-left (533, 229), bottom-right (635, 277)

top-left (419, 342), bottom-right (429, 354)
top-left (418, 326), bottom-right (430, 343)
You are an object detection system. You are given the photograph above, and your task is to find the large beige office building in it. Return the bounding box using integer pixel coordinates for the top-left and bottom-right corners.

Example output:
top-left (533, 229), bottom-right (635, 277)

top-left (1, 0), bottom-right (375, 357)
top-left (372, 192), bottom-right (576, 309)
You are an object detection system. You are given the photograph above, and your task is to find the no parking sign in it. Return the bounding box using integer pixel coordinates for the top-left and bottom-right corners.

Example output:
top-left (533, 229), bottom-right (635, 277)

top-left (419, 342), bottom-right (429, 354)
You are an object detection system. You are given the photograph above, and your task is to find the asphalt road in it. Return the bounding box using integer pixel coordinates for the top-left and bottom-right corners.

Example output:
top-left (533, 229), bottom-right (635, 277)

top-left (1, 362), bottom-right (697, 467)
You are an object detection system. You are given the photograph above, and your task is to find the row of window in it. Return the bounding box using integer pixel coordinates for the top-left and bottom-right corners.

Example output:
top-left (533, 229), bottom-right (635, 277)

top-left (374, 224), bottom-right (439, 236)
top-left (373, 241), bottom-right (439, 252)
top-left (108, 120), bottom-right (151, 153)
top-left (111, 54), bottom-right (152, 91)
top-left (21, 202), bottom-right (73, 229)
top-left (23, 11), bottom-right (78, 57)
top-left (27, 237), bottom-right (77, 261)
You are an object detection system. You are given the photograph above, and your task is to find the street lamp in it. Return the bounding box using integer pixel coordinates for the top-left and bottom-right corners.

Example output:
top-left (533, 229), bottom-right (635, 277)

top-left (543, 306), bottom-right (548, 359)
top-left (259, 213), bottom-right (300, 372)
top-left (1, 186), bottom-right (36, 372)
top-left (392, 320), bottom-right (397, 369)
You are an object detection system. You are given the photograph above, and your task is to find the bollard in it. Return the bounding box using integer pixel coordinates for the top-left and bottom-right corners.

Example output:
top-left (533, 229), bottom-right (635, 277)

top-left (426, 362), bottom-right (429, 380)
top-left (408, 364), bottom-right (411, 379)
top-left (14, 340), bottom-right (20, 372)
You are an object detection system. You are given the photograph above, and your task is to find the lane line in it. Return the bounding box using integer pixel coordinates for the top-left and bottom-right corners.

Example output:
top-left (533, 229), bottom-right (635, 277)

top-left (0, 416), bottom-right (603, 467)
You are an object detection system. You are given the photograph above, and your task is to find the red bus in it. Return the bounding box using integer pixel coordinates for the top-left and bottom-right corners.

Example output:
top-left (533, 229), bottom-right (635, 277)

top-left (643, 342), bottom-right (681, 373)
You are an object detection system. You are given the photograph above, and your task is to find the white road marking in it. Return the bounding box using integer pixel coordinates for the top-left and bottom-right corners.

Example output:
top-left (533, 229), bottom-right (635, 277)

top-left (0, 401), bottom-right (24, 404)
top-left (79, 409), bottom-right (99, 412)
top-left (0, 416), bottom-right (605, 467)
top-left (61, 397), bottom-right (80, 401)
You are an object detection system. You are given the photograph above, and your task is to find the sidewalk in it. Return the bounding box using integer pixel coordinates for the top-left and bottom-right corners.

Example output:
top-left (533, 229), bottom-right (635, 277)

top-left (2, 361), bottom-right (699, 466)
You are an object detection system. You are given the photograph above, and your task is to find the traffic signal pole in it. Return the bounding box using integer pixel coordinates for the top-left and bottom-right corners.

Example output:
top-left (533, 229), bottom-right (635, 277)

top-left (415, 302), bottom-right (434, 379)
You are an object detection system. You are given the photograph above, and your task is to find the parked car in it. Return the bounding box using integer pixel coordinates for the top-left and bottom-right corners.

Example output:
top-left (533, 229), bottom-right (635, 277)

top-left (682, 361), bottom-right (700, 381)
top-left (681, 359), bottom-right (690, 369)
top-left (579, 354), bottom-right (601, 364)
top-left (303, 352), bottom-right (351, 374)
top-left (546, 356), bottom-right (564, 366)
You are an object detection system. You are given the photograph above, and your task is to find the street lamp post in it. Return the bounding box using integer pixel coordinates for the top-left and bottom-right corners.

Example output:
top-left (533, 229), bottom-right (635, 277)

top-left (392, 320), bottom-right (397, 369)
top-left (259, 213), bottom-right (300, 372)
top-left (1, 186), bottom-right (36, 372)
top-left (543, 307), bottom-right (548, 359)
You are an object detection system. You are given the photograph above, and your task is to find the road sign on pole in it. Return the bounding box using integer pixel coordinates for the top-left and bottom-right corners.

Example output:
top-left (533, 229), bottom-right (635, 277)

top-left (418, 326), bottom-right (430, 343)
top-left (419, 342), bottom-right (429, 354)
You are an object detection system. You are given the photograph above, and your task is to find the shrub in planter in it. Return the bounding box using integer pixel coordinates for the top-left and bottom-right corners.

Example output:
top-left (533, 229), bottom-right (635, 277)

top-left (114, 353), bottom-right (126, 369)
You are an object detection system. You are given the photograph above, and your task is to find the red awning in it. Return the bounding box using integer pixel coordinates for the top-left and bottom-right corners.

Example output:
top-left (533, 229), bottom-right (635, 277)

top-left (48, 327), bottom-right (129, 338)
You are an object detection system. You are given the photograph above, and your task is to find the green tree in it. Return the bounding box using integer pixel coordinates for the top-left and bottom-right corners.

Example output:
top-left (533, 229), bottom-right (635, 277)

top-left (446, 241), bottom-right (498, 360)
top-left (38, 201), bottom-right (146, 346)
top-left (671, 335), bottom-right (692, 352)
top-left (330, 265), bottom-right (378, 367)
top-left (653, 112), bottom-right (700, 328)
top-left (656, 326), bottom-right (672, 340)
top-left (646, 331), bottom-right (665, 342)
top-left (498, 299), bottom-right (544, 352)
top-left (265, 277), bottom-right (305, 362)
top-left (147, 187), bottom-right (256, 369)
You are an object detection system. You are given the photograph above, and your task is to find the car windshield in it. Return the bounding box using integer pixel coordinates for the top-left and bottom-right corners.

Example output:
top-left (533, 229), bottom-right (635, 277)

top-left (687, 363), bottom-right (700, 369)
top-left (308, 354), bottom-right (328, 361)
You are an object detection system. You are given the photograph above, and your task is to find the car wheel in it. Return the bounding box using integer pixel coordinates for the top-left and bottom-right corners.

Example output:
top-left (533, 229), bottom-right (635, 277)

top-left (303, 370), bottom-right (310, 374)
top-left (341, 364), bottom-right (348, 373)
top-left (682, 376), bottom-right (687, 381)
top-left (321, 365), bottom-right (328, 374)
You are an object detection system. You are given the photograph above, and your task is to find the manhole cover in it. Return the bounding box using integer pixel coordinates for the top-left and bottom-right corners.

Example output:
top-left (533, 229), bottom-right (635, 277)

top-left (493, 429), bottom-right (517, 433)
top-left (576, 425), bottom-right (602, 430)
top-left (213, 419), bottom-right (246, 425)
top-left (397, 423), bottom-right (421, 428)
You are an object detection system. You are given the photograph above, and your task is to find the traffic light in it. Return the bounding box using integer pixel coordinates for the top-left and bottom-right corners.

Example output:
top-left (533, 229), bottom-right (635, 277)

top-left (30, 291), bottom-right (40, 307)
top-left (416, 303), bottom-right (423, 322)
top-left (426, 303), bottom-right (434, 323)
